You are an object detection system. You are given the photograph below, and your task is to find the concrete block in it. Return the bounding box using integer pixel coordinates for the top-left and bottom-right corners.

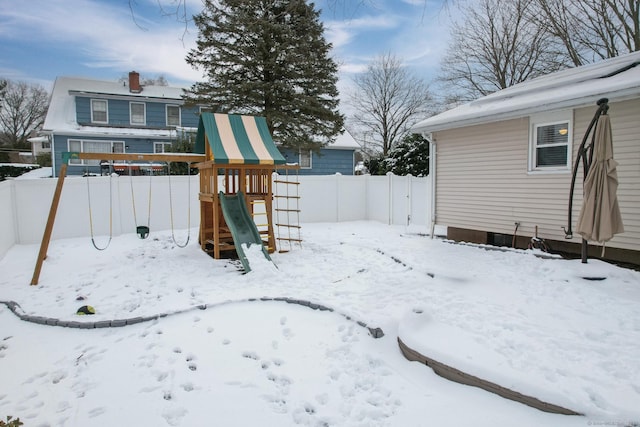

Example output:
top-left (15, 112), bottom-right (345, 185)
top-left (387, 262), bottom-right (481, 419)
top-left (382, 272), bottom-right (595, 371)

top-left (30, 316), bottom-right (48, 325)
top-left (78, 322), bottom-right (95, 329)
top-left (65, 321), bottom-right (83, 328)
top-left (368, 327), bottom-right (385, 339)
top-left (110, 319), bottom-right (127, 327)
top-left (126, 317), bottom-right (144, 325)
top-left (94, 320), bottom-right (112, 328)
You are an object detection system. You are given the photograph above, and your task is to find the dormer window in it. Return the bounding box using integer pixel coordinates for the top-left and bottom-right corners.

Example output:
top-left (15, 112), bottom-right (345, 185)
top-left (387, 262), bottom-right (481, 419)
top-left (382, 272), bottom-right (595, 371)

top-left (91, 99), bottom-right (108, 124)
top-left (130, 102), bottom-right (146, 125)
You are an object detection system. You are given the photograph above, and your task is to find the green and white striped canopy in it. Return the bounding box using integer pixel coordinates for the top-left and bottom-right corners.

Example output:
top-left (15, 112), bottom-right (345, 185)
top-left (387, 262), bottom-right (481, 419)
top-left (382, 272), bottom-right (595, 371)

top-left (195, 113), bottom-right (286, 165)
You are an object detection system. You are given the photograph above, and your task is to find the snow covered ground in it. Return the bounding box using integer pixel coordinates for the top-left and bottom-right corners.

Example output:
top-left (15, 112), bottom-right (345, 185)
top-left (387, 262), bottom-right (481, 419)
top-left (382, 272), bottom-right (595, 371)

top-left (1, 222), bottom-right (639, 426)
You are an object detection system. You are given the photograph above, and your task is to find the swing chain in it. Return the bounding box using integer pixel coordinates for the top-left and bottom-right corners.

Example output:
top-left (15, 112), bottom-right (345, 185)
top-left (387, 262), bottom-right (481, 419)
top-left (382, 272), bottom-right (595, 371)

top-left (129, 161), bottom-right (152, 239)
top-left (167, 161), bottom-right (191, 248)
top-left (86, 168), bottom-right (113, 251)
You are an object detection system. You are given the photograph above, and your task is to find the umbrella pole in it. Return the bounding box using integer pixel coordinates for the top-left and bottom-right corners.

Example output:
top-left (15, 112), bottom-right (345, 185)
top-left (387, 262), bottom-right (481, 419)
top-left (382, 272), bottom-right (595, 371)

top-left (565, 98), bottom-right (609, 264)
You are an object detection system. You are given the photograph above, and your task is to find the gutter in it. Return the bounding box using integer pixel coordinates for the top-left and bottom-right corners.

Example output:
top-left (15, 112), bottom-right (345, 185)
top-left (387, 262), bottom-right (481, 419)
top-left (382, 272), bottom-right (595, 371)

top-left (413, 86), bottom-right (640, 134)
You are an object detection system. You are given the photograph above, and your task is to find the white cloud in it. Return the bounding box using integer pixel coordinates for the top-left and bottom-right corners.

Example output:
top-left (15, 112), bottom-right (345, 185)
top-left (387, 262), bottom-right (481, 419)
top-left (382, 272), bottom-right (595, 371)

top-left (0, 0), bottom-right (202, 85)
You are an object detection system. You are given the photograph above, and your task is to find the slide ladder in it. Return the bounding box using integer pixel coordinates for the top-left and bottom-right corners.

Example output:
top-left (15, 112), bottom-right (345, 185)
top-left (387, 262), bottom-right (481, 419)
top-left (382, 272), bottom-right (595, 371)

top-left (218, 191), bottom-right (273, 273)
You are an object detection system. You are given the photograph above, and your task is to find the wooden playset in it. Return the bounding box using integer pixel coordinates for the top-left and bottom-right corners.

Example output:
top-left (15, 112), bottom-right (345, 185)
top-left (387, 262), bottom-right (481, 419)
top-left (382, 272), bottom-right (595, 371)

top-left (30, 113), bottom-right (300, 285)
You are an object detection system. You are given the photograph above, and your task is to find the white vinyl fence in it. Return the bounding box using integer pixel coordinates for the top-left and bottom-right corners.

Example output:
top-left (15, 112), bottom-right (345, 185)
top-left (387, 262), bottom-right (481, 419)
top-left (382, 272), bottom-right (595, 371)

top-left (0, 173), bottom-right (431, 260)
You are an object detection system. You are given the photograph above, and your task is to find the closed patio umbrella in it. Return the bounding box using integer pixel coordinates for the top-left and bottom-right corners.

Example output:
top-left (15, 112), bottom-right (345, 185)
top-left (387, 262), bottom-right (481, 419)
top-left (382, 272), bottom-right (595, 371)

top-left (575, 112), bottom-right (624, 253)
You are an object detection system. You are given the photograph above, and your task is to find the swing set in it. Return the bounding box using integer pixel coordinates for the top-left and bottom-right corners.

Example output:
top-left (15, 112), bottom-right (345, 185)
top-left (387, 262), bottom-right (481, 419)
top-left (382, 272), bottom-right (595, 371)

top-left (30, 113), bottom-right (302, 284)
top-left (30, 151), bottom-right (205, 285)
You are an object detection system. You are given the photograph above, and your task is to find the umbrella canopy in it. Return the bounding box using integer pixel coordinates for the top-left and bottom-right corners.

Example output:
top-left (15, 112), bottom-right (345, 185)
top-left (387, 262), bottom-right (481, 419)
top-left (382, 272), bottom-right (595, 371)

top-left (575, 114), bottom-right (624, 243)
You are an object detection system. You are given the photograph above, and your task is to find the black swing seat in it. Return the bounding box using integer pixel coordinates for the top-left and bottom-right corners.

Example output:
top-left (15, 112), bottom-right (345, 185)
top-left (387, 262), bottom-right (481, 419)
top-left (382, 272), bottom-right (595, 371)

top-left (137, 226), bottom-right (150, 239)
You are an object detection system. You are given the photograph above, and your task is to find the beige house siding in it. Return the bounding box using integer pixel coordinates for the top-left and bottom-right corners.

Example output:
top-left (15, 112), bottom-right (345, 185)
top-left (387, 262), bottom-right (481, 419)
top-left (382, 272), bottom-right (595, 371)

top-left (433, 98), bottom-right (639, 252)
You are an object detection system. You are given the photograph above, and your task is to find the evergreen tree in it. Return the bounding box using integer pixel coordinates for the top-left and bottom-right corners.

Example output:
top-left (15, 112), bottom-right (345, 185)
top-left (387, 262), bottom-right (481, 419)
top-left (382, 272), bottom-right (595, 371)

top-left (184, 0), bottom-right (344, 151)
top-left (383, 133), bottom-right (430, 177)
top-left (167, 129), bottom-right (199, 175)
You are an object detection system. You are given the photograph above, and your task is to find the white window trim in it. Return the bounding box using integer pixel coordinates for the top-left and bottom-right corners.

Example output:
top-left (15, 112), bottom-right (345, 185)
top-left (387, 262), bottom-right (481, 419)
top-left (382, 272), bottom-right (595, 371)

top-left (528, 111), bottom-right (572, 173)
top-left (299, 150), bottom-right (312, 169)
top-left (154, 141), bottom-right (173, 153)
top-left (67, 139), bottom-right (125, 166)
top-left (166, 105), bottom-right (181, 127)
top-left (130, 102), bottom-right (146, 125)
top-left (91, 99), bottom-right (108, 124)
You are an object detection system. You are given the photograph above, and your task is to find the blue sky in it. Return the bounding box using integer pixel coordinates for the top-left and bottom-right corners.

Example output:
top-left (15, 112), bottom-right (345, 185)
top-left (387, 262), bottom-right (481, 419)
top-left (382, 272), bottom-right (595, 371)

top-left (0, 0), bottom-right (453, 99)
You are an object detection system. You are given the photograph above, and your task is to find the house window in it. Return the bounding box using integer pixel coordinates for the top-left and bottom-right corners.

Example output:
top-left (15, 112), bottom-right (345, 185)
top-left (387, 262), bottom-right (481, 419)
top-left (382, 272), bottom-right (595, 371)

top-left (529, 112), bottom-right (571, 172)
top-left (154, 142), bottom-right (173, 153)
top-left (130, 102), bottom-right (146, 125)
top-left (91, 99), bottom-right (108, 124)
top-left (166, 105), bottom-right (181, 127)
top-left (299, 150), bottom-right (312, 169)
top-left (68, 139), bottom-right (124, 166)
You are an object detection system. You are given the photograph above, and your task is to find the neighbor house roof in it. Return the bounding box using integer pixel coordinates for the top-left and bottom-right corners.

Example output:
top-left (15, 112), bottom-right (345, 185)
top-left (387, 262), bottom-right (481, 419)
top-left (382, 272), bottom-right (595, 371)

top-left (42, 76), bottom-right (186, 138)
top-left (413, 51), bottom-right (640, 134)
top-left (328, 130), bottom-right (360, 150)
top-left (195, 113), bottom-right (286, 165)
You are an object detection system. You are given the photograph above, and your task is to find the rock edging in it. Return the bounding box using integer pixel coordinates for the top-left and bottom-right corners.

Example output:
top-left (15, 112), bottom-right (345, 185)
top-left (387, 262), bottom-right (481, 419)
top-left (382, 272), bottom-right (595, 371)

top-left (0, 298), bottom-right (384, 339)
top-left (397, 337), bottom-right (581, 416)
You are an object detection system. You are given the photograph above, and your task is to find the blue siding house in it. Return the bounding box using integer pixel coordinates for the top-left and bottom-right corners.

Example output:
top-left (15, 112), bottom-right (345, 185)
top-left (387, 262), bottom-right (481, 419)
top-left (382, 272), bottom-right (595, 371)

top-left (41, 71), bottom-right (360, 176)
top-left (279, 131), bottom-right (360, 175)
top-left (42, 72), bottom-right (201, 177)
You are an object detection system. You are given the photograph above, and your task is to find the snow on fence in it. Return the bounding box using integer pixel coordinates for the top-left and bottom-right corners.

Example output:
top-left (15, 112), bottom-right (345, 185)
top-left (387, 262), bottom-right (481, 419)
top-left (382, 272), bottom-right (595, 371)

top-left (0, 173), bottom-right (431, 258)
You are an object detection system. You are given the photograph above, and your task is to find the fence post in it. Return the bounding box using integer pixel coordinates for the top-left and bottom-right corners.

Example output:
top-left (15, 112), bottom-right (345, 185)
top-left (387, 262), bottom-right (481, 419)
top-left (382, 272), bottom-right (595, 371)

top-left (335, 173), bottom-right (340, 222)
top-left (406, 174), bottom-right (412, 227)
top-left (387, 172), bottom-right (393, 225)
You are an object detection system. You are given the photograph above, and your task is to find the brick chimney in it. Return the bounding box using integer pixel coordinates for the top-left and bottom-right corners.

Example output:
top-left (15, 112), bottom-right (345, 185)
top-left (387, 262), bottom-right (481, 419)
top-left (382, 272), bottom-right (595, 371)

top-left (128, 71), bottom-right (141, 93)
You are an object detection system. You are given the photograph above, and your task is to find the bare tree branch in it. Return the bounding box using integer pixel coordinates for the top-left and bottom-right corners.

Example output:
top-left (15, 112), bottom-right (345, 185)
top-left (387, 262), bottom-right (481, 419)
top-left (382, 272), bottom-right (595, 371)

top-left (0, 80), bottom-right (49, 147)
top-left (438, 0), bottom-right (564, 102)
top-left (349, 53), bottom-right (432, 156)
top-left (530, 0), bottom-right (639, 65)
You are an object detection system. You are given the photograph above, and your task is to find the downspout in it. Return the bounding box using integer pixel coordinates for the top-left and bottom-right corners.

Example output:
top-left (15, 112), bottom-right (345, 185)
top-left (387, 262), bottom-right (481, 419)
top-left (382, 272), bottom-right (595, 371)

top-left (426, 135), bottom-right (437, 238)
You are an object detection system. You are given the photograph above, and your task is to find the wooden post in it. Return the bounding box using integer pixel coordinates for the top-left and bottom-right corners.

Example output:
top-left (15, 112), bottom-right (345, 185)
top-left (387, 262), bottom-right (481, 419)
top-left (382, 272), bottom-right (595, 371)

top-left (30, 163), bottom-right (68, 285)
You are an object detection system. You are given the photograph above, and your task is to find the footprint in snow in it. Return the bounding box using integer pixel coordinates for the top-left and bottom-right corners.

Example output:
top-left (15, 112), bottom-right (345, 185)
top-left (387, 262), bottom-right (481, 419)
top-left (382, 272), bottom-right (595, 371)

top-left (88, 406), bottom-right (106, 418)
top-left (242, 351), bottom-right (259, 360)
top-left (282, 328), bottom-right (293, 338)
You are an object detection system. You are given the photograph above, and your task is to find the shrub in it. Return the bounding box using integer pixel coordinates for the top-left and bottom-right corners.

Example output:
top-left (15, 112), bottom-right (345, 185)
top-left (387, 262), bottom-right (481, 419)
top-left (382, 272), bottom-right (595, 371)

top-left (0, 415), bottom-right (24, 427)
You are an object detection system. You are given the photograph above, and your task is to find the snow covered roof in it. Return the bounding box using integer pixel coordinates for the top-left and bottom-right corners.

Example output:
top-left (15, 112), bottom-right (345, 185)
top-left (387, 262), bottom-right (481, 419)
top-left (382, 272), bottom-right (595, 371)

top-left (412, 51), bottom-right (640, 134)
top-left (328, 129), bottom-right (360, 150)
top-left (42, 76), bottom-right (187, 137)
